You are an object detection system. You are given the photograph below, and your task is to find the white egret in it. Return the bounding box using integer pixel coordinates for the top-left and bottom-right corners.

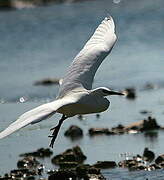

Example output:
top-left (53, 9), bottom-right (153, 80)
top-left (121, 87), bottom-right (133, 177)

top-left (0, 16), bottom-right (124, 148)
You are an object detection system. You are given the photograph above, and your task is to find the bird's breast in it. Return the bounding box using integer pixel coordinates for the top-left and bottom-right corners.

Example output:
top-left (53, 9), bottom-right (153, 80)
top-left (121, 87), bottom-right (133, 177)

top-left (57, 95), bottom-right (110, 117)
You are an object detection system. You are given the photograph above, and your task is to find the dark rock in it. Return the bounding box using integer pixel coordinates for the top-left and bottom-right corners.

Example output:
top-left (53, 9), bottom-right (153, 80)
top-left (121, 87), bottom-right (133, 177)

top-left (84, 174), bottom-right (106, 180)
top-left (124, 87), bottom-right (136, 99)
top-left (77, 115), bottom-right (83, 120)
top-left (57, 162), bottom-right (79, 169)
top-left (149, 163), bottom-right (161, 170)
top-left (88, 166), bottom-right (101, 175)
top-left (89, 128), bottom-right (114, 136)
top-left (96, 114), bottom-right (100, 118)
top-left (93, 161), bottom-right (117, 169)
top-left (51, 146), bottom-right (86, 165)
top-left (118, 159), bottom-right (137, 168)
top-left (64, 125), bottom-right (83, 139)
top-left (10, 169), bottom-right (36, 179)
top-left (17, 156), bottom-right (40, 169)
top-left (48, 164), bottom-right (105, 180)
top-left (47, 169), bottom-right (56, 175)
top-left (140, 110), bottom-right (152, 114)
top-left (111, 124), bottom-right (125, 134)
top-left (76, 164), bottom-right (91, 177)
top-left (76, 164), bottom-right (104, 179)
top-left (25, 176), bottom-right (35, 180)
top-left (0, 174), bottom-right (11, 180)
top-left (155, 154), bottom-right (164, 164)
top-left (48, 170), bottom-right (77, 180)
top-left (0, 0), bottom-right (13, 10)
top-left (37, 164), bottom-right (44, 175)
top-left (124, 116), bottom-right (160, 132)
top-left (20, 148), bottom-right (53, 158)
top-left (34, 78), bottom-right (60, 86)
top-left (141, 116), bottom-right (160, 131)
top-left (143, 148), bottom-right (155, 162)
top-left (135, 165), bottom-right (145, 171)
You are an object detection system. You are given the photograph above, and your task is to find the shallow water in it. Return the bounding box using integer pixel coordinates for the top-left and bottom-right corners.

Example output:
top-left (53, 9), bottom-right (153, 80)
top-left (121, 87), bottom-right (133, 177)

top-left (0, 0), bottom-right (164, 178)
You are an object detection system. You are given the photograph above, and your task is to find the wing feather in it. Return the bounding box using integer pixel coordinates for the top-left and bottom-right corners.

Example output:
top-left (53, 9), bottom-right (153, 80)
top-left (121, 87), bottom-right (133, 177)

top-left (0, 99), bottom-right (71, 139)
top-left (58, 16), bottom-right (117, 98)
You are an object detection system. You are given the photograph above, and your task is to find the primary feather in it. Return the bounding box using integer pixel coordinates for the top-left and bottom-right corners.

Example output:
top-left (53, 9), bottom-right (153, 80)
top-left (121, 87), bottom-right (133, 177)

top-left (0, 99), bottom-right (73, 139)
top-left (58, 16), bottom-right (117, 98)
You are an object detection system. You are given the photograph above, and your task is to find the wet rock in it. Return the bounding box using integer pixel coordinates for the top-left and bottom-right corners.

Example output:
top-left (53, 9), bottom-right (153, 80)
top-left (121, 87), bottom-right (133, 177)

top-left (89, 116), bottom-right (161, 137)
top-left (85, 174), bottom-right (106, 180)
top-left (64, 125), bottom-right (83, 139)
top-left (89, 128), bottom-right (114, 136)
top-left (140, 110), bottom-right (152, 115)
top-left (10, 169), bottom-right (36, 179)
top-left (77, 115), bottom-right (84, 120)
top-left (118, 148), bottom-right (162, 171)
top-left (124, 120), bottom-right (144, 131)
top-left (93, 161), bottom-right (117, 169)
top-left (48, 169), bottom-right (77, 180)
top-left (124, 116), bottom-right (160, 132)
top-left (124, 87), bottom-right (136, 99)
top-left (34, 78), bottom-right (60, 86)
top-left (118, 159), bottom-right (137, 168)
top-left (0, 173), bottom-right (11, 180)
top-left (143, 148), bottom-right (155, 162)
top-left (57, 161), bottom-right (79, 169)
top-left (37, 164), bottom-right (44, 175)
top-left (76, 164), bottom-right (92, 177)
top-left (76, 164), bottom-right (105, 179)
top-left (51, 146), bottom-right (87, 165)
top-left (20, 148), bottom-right (53, 158)
top-left (141, 116), bottom-right (160, 131)
top-left (17, 156), bottom-right (40, 169)
top-left (47, 169), bottom-right (56, 175)
top-left (148, 163), bottom-right (161, 170)
top-left (96, 114), bottom-right (100, 118)
top-left (118, 158), bottom-right (147, 171)
top-left (48, 166), bottom-right (105, 180)
top-left (155, 154), bottom-right (164, 165)
top-left (111, 124), bottom-right (125, 134)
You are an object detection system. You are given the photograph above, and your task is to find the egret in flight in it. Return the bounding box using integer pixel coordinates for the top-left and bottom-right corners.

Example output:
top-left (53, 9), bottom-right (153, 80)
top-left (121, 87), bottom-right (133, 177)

top-left (0, 16), bottom-right (124, 148)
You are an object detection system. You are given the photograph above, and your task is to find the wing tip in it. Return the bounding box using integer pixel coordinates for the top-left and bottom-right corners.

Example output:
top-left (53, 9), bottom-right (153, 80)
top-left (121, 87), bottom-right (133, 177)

top-left (0, 129), bottom-right (10, 139)
top-left (104, 16), bottom-right (114, 24)
top-left (105, 16), bottom-right (112, 21)
top-left (104, 15), bottom-right (115, 32)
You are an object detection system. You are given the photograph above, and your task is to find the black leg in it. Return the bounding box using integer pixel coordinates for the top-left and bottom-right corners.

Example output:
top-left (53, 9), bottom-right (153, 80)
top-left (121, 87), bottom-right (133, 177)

top-left (49, 114), bottom-right (67, 148)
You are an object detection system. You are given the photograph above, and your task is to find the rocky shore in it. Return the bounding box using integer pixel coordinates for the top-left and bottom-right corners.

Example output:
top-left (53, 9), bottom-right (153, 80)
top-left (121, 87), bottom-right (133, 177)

top-left (0, 107), bottom-right (163, 179)
top-left (0, 0), bottom-right (86, 10)
top-left (1, 146), bottom-right (164, 180)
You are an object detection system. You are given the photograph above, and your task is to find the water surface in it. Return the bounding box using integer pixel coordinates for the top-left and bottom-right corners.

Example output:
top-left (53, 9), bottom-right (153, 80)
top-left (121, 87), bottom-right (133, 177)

top-left (0, 0), bottom-right (164, 179)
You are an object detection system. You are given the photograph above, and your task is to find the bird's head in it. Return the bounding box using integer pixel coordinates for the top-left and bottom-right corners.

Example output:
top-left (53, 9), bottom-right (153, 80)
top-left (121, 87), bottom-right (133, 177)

top-left (90, 87), bottom-right (124, 97)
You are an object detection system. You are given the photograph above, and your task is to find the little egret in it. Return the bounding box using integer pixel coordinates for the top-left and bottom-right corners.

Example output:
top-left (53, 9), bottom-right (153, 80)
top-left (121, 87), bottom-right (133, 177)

top-left (0, 16), bottom-right (124, 148)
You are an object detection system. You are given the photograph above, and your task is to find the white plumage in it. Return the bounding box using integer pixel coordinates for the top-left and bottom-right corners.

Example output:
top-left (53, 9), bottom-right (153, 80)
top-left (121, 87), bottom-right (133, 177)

top-left (0, 16), bottom-right (123, 147)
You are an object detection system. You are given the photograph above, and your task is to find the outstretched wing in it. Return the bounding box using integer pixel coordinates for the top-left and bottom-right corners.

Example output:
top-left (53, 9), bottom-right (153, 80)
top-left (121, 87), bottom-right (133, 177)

top-left (58, 16), bottom-right (117, 98)
top-left (0, 98), bottom-right (72, 139)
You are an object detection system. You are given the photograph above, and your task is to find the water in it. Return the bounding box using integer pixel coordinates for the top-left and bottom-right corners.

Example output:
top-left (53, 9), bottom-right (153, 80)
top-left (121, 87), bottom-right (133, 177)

top-left (0, 0), bottom-right (164, 179)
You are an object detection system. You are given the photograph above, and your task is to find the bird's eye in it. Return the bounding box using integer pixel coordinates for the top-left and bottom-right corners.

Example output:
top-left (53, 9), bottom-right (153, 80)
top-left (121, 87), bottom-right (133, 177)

top-left (102, 89), bottom-right (109, 94)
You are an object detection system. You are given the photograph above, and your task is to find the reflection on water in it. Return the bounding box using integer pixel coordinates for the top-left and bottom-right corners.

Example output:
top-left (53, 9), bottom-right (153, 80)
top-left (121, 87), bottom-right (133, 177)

top-left (144, 131), bottom-right (158, 143)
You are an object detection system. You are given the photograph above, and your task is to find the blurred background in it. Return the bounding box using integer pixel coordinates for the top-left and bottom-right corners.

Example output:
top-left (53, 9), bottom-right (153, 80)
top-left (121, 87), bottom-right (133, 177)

top-left (0, 0), bottom-right (164, 178)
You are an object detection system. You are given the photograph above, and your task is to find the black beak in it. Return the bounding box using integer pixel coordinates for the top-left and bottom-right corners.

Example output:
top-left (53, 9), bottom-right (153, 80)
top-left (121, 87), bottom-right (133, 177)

top-left (109, 90), bottom-right (124, 96)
